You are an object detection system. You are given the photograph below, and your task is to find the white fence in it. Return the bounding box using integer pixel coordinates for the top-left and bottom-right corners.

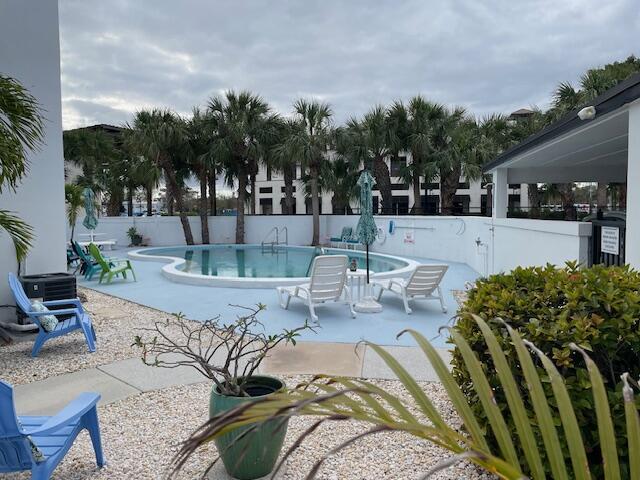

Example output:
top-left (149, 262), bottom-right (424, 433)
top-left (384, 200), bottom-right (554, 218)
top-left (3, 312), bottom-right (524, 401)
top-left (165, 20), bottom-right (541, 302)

top-left (71, 214), bottom-right (593, 276)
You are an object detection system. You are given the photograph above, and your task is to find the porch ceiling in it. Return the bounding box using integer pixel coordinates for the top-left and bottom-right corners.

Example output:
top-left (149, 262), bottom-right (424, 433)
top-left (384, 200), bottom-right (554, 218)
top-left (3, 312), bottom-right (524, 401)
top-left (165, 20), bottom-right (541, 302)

top-left (503, 109), bottom-right (629, 183)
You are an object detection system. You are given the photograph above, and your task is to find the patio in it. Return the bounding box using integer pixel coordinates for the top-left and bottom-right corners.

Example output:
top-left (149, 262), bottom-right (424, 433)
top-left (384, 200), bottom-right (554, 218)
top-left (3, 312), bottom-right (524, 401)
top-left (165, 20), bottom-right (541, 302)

top-left (75, 249), bottom-right (477, 348)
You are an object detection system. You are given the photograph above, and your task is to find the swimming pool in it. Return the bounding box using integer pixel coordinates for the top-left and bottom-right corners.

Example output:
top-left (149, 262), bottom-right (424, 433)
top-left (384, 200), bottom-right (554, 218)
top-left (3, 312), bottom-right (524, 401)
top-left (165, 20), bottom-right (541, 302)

top-left (129, 244), bottom-right (417, 288)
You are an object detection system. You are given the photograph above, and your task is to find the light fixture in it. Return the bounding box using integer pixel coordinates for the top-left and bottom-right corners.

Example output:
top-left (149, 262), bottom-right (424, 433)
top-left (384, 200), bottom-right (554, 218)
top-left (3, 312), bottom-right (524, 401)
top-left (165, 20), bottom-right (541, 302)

top-left (578, 106), bottom-right (596, 121)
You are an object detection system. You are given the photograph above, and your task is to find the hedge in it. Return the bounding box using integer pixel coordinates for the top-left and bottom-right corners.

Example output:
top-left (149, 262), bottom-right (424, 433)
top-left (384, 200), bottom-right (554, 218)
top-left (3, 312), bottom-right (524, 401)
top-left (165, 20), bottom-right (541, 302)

top-left (452, 262), bottom-right (640, 478)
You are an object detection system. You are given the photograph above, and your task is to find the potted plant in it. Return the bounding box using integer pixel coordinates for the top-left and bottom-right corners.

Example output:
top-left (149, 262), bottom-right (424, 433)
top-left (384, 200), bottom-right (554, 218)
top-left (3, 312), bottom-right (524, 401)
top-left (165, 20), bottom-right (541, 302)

top-left (134, 304), bottom-right (313, 479)
top-left (127, 226), bottom-right (143, 246)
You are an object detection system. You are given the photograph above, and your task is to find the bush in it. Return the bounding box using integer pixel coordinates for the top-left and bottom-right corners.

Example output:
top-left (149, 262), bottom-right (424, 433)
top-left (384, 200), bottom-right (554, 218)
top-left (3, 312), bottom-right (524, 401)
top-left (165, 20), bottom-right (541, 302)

top-left (452, 262), bottom-right (640, 478)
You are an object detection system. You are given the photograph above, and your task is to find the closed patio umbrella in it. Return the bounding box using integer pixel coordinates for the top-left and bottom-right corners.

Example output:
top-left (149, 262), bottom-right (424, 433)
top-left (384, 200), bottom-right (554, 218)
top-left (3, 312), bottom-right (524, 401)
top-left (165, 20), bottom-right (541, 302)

top-left (354, 169), bottom-right (382, 313)
top-left (82, 187), bottom-right (98, 242)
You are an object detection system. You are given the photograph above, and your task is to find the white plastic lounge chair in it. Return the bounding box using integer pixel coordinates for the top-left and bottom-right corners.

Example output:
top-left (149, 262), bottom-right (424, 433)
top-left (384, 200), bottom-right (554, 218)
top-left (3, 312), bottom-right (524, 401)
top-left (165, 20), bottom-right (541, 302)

top-left (277, 255), bottom-right (356, 322)
top-left (372, 264), bottom-right (449, 314)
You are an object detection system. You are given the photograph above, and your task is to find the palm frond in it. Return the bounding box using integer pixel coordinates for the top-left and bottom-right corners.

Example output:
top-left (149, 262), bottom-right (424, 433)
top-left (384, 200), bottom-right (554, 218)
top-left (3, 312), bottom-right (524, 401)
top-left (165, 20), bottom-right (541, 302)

top-left (0, 209), bottom-right (34, 262)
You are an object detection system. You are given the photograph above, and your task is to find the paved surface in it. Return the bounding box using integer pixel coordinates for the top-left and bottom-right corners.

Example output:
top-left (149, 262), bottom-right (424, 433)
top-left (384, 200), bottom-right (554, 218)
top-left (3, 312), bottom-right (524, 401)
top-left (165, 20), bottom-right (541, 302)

top-left (78, 248), bottom-right (476, 348)
top-left (13, 340), bottom-right (452, 415)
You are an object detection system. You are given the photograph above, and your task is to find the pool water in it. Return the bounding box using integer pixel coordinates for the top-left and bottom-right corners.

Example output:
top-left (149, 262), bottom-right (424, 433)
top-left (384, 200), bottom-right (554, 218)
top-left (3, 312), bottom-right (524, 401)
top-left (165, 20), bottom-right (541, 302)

top-left (144, 245), bottom-right (408, 278)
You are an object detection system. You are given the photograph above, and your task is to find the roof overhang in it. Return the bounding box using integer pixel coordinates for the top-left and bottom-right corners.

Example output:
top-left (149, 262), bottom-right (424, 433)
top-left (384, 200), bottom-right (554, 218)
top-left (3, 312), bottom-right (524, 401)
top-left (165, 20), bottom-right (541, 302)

top-left (484, 72), bottom-right (640, 183)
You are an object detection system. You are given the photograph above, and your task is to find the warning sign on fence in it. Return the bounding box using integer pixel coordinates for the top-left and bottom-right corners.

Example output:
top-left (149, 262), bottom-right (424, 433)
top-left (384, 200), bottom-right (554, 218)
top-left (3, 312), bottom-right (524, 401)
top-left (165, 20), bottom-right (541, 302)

top-left (601, 226), bottom-right (620, 255)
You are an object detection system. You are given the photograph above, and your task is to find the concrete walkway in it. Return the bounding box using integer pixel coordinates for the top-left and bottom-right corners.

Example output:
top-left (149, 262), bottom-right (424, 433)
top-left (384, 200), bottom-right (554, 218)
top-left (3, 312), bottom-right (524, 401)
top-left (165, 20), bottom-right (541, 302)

top-left (14, 341), bottom-right (452, 415)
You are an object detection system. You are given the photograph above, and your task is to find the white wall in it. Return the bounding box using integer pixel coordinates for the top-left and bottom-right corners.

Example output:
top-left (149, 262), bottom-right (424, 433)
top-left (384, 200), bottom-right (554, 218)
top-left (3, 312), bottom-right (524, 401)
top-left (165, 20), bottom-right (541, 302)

top-left (72, 214), bottom-right (592, 277)
top-left (627, 100), bottom-right (640, 268)
top-left (0, 0), bottom-right (66, 319)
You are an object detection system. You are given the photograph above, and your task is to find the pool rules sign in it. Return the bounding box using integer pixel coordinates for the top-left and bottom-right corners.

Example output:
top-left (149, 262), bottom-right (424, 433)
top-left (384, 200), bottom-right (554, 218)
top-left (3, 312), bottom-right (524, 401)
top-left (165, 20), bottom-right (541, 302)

top-left (601, 226), bottom-right (620, 255)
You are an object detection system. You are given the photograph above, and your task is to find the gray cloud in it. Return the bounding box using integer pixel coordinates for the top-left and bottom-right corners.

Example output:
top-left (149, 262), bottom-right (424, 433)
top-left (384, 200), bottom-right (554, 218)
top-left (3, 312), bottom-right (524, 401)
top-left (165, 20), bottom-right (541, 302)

top-left (59, 0), bottom-right (640, 129)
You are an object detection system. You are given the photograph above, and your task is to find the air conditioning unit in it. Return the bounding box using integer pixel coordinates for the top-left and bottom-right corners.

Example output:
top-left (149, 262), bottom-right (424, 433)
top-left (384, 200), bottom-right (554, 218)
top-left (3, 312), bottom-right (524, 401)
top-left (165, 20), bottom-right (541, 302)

top-left (17, 273), bottom-right (77, 325)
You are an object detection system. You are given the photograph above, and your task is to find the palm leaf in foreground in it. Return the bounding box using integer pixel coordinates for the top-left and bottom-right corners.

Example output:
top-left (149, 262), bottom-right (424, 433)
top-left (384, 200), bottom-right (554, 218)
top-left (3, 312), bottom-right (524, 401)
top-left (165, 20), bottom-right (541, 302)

top-left (0, 209), bottom-right (34, 262)
top-left (171, 316), bottom-right (640, 479)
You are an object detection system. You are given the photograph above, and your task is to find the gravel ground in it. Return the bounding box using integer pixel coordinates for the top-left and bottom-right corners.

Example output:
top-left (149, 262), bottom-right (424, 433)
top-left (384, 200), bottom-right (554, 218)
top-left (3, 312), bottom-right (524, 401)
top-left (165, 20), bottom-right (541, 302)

top-left (4, 377), bottom-right (492, 480)
top-left (0, 287), bottom-right (176, 385)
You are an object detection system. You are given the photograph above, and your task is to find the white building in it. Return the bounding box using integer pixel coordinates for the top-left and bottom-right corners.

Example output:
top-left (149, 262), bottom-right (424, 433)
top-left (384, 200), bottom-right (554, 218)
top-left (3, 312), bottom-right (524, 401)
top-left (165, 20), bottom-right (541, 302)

top-left (252, 155), bottom-right (529, 215)
top-left (0, 0), bottom-right (67, 320)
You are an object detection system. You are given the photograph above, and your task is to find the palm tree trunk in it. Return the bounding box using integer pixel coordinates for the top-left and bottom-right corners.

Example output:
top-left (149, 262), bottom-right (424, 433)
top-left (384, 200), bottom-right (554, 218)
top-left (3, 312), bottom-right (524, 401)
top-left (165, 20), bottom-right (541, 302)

top-left (412, 174), bottom-right (421, 214)
top-left (146, 186), bottom-right (153, 216)
top-left (167, 188), bottom-right (174, 216)
top-left (208, 172), bottom-right (217, 215)
top-left (160, 156), bottom-right (194, 244)
top-left (250, 171), bottom-right (257, 215)
top-left (485, 184), bottom-right (493, 216)
top-left (199, 172), bottom-right (210, 244)
top-left (558, 183), bottom-right (576, 221)
top-left (528, 183), bottom-right (541, 218)
top-left (283, 165), bottom-right (295, 214)
top-left (127, 186), bottom-right (134, 216)
top-left (236, 170), bottom-right (247, 244)
top-left (311, 165), bottom-right (320, 245)
top-left (596, 183), bottom-right (608, 210)
top-left (373, 155), bottom-right (392, 214)
top-left (440, 165), bottom-right (461, 216)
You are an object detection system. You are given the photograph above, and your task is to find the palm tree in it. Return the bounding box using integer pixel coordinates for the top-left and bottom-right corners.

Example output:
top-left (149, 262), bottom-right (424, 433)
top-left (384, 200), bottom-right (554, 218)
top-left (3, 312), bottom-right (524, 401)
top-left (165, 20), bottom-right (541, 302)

top-left (0, 75), bottom-right (43, 260)
top-left (127, 109), bottom-right (195, 245)
top-left (208, 91), bottom-right (271, 244)
top-left (322, 155), bottom-right (360, 214)
top-left (342, 106), bottom-right (394, 213)
top-left (390, 97), bottom-right (447, 214)
top-left (186, 108), bottom-right (213, 244)
top-left (278, 99), bottom-right (332, 245)
top-left (64, 184), bottom-right (84, 240)
top-left (271, 118), bottom-right (300, 215)
top-left (129, 154), bottom-right (161, 216)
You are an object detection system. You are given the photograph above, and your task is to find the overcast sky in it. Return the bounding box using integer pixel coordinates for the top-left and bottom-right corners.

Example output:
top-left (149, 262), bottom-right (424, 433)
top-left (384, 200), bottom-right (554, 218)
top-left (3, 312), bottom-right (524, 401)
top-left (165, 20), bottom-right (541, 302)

top-left (59, 0), bottom-right (639, 130)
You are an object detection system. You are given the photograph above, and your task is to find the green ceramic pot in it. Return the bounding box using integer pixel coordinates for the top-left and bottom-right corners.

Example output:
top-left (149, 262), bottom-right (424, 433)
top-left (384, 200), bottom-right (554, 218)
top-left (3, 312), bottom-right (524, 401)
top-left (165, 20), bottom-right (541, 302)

top-left (209, 376), bottom-right (288, 480)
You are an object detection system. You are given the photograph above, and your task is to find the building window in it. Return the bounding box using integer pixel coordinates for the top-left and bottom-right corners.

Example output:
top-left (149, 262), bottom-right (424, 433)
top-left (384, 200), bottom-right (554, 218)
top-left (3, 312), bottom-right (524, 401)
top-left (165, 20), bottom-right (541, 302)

top-left (458, 182), bottom-right (470, 189)
top-left (259, 198), bottom-right (273, 215)
top-left (259, 187), bottom-right (272, 194)
top-left (509, 183), bottom-right (521, 190)
top-left (391, 183), bottom-right (409, 190)
top-left (266, 165), bottom-right (272, 181)
top-left (390, 156), bottom-right (406, 176)
top-left (421, 182), bottom-right (439, 190)
top-left (280, 186), bottom-right (296, 193)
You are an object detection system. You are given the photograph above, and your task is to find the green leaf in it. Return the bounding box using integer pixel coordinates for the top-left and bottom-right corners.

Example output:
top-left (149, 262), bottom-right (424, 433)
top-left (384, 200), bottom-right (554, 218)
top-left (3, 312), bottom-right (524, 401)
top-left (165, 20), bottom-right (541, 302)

top-left (570, 343), bottom-right (620, 480)
top-left (449, 329), bottom-right (520, 468)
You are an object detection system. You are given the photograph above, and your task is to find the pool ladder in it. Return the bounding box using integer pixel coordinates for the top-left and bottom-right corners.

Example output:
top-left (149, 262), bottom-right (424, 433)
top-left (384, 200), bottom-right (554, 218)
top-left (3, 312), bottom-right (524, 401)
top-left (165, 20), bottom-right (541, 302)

top-left (261, 227), bottom-right (288, 253)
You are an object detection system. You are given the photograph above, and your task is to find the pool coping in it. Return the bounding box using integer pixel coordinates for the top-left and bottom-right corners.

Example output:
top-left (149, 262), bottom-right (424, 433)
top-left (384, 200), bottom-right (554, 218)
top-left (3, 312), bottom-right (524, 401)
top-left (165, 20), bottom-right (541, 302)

top-left (128, 244), bottom-right (420, 288)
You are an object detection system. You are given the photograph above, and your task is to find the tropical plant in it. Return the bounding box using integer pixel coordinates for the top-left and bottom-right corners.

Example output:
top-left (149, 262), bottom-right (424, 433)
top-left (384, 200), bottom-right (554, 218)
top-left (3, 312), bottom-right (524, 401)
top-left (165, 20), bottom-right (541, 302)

top-left (388, 97), bottom-right (447, 214)
top-left (133, 305), bottom-right (313, 397)
top-left (277, 99), bottom-right (332, 244)
top-left (342, 106), bottom-right (394, 213)
top-left (126, 227), bottom-right (143, 246)
top-left (454, 262), bottom-right (640, 478)
top-left (186, 108), bottom-right (213, 244)
top-left (64, 183), bottom-right (84, 241)
top-left (0, 75), bottom-right (43, 261)
top-left (270, 118), bottom-right (300, 215)
top-left (127, 109), bottom-right (194, 244)
top-left (170, 311), bottom-right (640, 480)
top-left (319, 148), bottom-right (360, 214)
top-left (208, 91), bottom-right (272, 243)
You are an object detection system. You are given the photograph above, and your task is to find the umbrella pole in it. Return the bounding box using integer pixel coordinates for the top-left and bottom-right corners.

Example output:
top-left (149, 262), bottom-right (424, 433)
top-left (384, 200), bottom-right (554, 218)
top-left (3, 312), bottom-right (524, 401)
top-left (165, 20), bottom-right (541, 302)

top-left (366, 243), bottom-right (370, 284)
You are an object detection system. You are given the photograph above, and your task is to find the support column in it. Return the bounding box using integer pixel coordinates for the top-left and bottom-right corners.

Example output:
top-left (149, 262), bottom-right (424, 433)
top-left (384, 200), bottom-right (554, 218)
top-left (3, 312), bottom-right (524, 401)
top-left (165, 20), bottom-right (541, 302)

top-left (492, 168), bottom-right (508, 219)
top-left (627, 102), bottom-right (640, 268)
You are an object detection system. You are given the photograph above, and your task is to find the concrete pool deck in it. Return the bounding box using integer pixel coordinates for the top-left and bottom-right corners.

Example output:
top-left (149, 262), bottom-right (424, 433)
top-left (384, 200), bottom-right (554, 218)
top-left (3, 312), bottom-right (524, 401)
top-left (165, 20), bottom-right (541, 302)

top-left (14, 339), bottom-right (452, 415)
top-left (78, 248), bottom-right (478, 348)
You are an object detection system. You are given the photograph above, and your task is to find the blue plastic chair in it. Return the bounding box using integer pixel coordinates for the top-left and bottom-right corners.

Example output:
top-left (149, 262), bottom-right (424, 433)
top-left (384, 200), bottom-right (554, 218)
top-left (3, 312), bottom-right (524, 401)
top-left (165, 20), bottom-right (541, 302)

top-left (0, 380), bottom-right (104, 479)
top-left (8, 273), bottom-right (97, 357)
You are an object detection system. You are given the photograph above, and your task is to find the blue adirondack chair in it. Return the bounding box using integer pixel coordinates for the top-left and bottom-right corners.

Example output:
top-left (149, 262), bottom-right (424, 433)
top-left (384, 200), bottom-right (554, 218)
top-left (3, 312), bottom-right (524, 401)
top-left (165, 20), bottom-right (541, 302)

top-left (8, 273), bottom-right (97, 357)
top-left (72, 241), bottom-right (102, 280)
top-left (0, 380), bottom-right (104, 479)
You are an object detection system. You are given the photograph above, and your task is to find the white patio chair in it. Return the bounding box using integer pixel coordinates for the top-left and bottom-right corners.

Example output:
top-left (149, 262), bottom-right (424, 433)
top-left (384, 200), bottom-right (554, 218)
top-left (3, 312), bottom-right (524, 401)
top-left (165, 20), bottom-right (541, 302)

top-left (372, 264), bottom-right (449, 314)
top-left (277, 255), bottom-right (356, 322)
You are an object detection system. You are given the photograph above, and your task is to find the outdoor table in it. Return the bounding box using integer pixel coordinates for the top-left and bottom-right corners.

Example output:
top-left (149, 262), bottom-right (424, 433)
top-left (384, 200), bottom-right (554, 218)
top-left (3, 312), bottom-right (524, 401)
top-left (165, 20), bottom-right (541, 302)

top-left (77, 239), bottom-right (117, 250)
top-left (347, 268), bottom-right (371, 303)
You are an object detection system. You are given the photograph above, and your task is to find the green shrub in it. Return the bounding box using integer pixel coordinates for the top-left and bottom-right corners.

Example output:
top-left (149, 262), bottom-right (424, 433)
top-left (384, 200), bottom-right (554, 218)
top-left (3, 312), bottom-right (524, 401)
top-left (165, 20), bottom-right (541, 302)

top-left (452, 262), bottom-right (640, 478)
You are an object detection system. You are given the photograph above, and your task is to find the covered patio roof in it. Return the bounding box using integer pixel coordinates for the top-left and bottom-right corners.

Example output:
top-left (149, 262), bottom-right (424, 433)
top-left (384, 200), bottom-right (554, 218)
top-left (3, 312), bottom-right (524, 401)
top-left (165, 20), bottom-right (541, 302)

top-left (484, 72), bottom-right (640, 183)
